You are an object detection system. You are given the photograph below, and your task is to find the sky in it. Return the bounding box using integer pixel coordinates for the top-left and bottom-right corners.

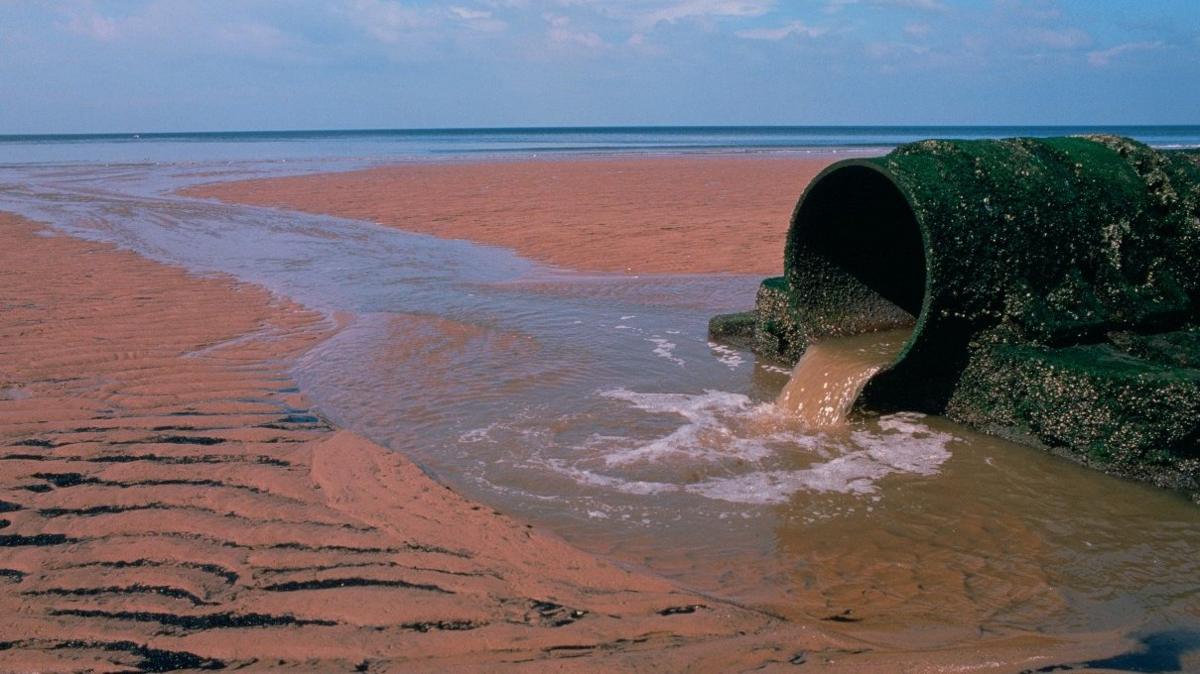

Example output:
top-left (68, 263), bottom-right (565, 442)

top-left (1, 0), bottom-right (1198, 133)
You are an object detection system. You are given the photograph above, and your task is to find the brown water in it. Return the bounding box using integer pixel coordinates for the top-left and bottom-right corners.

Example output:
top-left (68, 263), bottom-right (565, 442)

top-left (777, 328), bottom-right (912, 425)
top-left (2, 160), bottom-right (1199, 669)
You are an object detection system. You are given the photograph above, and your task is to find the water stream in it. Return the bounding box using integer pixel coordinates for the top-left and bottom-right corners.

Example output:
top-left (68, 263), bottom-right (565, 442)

top-left (777, 328), bottom-right (911, 426)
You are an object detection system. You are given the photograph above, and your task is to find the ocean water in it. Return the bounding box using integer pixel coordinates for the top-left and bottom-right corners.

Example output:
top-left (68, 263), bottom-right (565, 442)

top-left (1, 125), bottom-right (1198, 165)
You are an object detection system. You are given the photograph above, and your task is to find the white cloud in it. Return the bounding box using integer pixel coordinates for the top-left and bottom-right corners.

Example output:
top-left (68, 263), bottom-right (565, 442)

top-left (903, 21), bottom-right (930, 39)
top-left (343, 0), bottom-right (434, 44)
top-left (450, 6), bottom-right (493, 20)
top-left (214, 21), bottom-right (290, 51)
top-left (736, 21), bottom-right (826, 40)
top-left (58, 2), bottom-right (302, 56)
top-left (448, 5), bottom-right (507, 31)
top-left (826, 0), bottom-right (947, 14)
top-left (865, 40), bottom-right (929, 58)
top-left (545, 13), bottom-right (605, 48)
top-left (1087, 40), bottom-right (1164, 66)
top-left (629, 0), bottom-right (773, 30)
top-left (1022, 27), bottom-right (1091, 50)
top-left (63, 12), bottom-right (122, 41)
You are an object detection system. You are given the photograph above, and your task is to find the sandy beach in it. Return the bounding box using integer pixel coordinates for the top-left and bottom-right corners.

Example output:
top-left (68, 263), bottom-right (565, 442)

top-left (186, 156), bottom-right (834, 275)
top-left (0, 212), bottom-right (858, 671)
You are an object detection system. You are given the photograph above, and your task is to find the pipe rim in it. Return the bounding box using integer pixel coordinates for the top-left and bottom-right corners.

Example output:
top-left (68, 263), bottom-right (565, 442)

top-left (786, 157), bottom-right (933, 369)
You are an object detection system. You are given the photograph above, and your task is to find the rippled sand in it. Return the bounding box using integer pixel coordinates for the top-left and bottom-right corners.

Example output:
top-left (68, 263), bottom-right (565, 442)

top-left (0, 215), bottom-right (852, 671)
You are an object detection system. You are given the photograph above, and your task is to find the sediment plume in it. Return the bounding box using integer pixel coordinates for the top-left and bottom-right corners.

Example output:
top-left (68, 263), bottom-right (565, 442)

top-left (777, 329), bottom-right (911, 426)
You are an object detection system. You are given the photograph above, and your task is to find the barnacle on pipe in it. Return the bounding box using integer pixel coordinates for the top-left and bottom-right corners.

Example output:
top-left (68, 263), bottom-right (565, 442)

top-left (712, 136), bottom-right (1200, 497)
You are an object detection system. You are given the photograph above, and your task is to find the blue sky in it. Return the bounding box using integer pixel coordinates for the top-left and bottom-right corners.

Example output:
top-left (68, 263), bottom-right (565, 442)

top-left (1, 0), bottom-right (1197, 132)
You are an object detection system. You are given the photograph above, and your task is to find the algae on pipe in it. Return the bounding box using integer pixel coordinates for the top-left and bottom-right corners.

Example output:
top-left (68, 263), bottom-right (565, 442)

top-left (712, 136), bottom-right (1200, 499)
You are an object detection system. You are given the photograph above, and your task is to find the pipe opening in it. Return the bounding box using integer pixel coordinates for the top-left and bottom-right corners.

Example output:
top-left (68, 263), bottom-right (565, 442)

top-left (794, 165), bottom-right (926, 317)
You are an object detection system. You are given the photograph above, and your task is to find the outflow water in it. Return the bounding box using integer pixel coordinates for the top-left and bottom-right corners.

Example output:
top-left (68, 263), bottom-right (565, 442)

top-left (0, 157), bottom-right (1197, 659)
top-left (777, 328), bottom-right (911, 426)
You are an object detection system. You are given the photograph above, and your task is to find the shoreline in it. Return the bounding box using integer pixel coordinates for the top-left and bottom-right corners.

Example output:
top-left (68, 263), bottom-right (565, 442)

top-left (183, 154), bottom-right (838, 276)
top-left (0, 213), bottom-right (847, 671)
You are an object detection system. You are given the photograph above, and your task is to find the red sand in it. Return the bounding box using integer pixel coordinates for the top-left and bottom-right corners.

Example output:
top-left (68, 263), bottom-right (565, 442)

top-left (185, 156), bottom-right (834, 275)
top-left (0, 214), bottom-right (847, 671)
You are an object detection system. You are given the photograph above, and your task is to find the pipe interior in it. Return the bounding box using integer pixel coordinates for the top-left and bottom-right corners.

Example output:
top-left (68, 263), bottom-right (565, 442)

top-left (795, 165), bottom-right (926, 317)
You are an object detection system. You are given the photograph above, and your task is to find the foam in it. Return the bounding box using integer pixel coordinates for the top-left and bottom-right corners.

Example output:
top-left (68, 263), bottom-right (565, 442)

top-left (645, 337), bottom-right (685, 367)
top-left (588, 389), bottom-right (955, 504)
top-left (551, 462), bottom-right (678, 496)
top-left (687, 413), bottom-right (954, 504)
top-left (458, 424), bottom-right (498, 443)
top-left (707, 341), bottom-right (745, 370)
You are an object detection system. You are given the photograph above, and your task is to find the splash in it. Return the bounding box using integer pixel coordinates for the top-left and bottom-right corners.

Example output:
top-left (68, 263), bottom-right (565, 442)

top-left (777, 328), bottom-right (912, 426)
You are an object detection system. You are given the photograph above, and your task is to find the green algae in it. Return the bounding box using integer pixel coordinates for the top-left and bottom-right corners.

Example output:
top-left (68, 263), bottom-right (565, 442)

top-left (711, 136), bottom-right (1200, 497)
top-left (707, 310), bottom-right (756, 350)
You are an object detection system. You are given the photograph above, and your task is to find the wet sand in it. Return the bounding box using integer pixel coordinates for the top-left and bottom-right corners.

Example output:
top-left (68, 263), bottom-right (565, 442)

top-left (185, 156), bottom-right (834, 275)
top-left (0, 214), bottom-right (845, 671)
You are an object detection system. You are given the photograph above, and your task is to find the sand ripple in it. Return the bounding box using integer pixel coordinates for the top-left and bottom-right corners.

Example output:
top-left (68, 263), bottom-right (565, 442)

top-left (0, 215), bottom-right (829, 671)
top-left (0, 214), bottom-right (1134, 672)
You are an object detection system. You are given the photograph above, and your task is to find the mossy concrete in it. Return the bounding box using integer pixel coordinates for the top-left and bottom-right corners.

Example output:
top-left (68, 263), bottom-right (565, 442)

top-left (711, 136), bottom-right (1200, 498)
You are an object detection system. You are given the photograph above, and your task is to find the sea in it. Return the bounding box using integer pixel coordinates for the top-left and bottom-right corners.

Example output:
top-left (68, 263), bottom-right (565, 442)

top-left (1, 125), bottom-right (1199, 165)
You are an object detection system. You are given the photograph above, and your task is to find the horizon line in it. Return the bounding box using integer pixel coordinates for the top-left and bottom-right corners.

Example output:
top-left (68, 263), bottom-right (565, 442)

top-left (3, 123), bottom-right (1200, 140)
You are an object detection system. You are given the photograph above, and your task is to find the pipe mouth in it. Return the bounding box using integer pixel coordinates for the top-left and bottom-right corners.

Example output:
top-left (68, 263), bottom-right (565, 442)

top-left (791, 162), bottom-right (927, 319)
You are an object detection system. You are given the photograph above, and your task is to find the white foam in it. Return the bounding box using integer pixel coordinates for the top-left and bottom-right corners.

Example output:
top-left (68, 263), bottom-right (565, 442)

top-left (458, 425), bottom-right (496, 443)
top-left (597, 388), bottom-right (808, 465)
top-left (645, 337), bottom-right (685, 367)
top-left (581, 389), bottom-right (955, 504)
top-left (687, 413), bottom-right (954, 504)
top-left (556, 464), bottom-right (677, 496)
top-left (707, 341), bottom-right (745, 370)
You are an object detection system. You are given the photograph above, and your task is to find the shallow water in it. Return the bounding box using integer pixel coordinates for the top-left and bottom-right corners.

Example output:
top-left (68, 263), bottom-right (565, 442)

top-left (0, 158), bottom-right (1197, 663)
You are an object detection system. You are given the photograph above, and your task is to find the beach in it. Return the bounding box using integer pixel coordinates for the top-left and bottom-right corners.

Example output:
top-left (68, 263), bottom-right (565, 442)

top-left (0, 212), bottom-right (828, 671)
top-left (185, 156), bottom-right (833, 275)
top-left (3, 152), bottom-right (1195, 672)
